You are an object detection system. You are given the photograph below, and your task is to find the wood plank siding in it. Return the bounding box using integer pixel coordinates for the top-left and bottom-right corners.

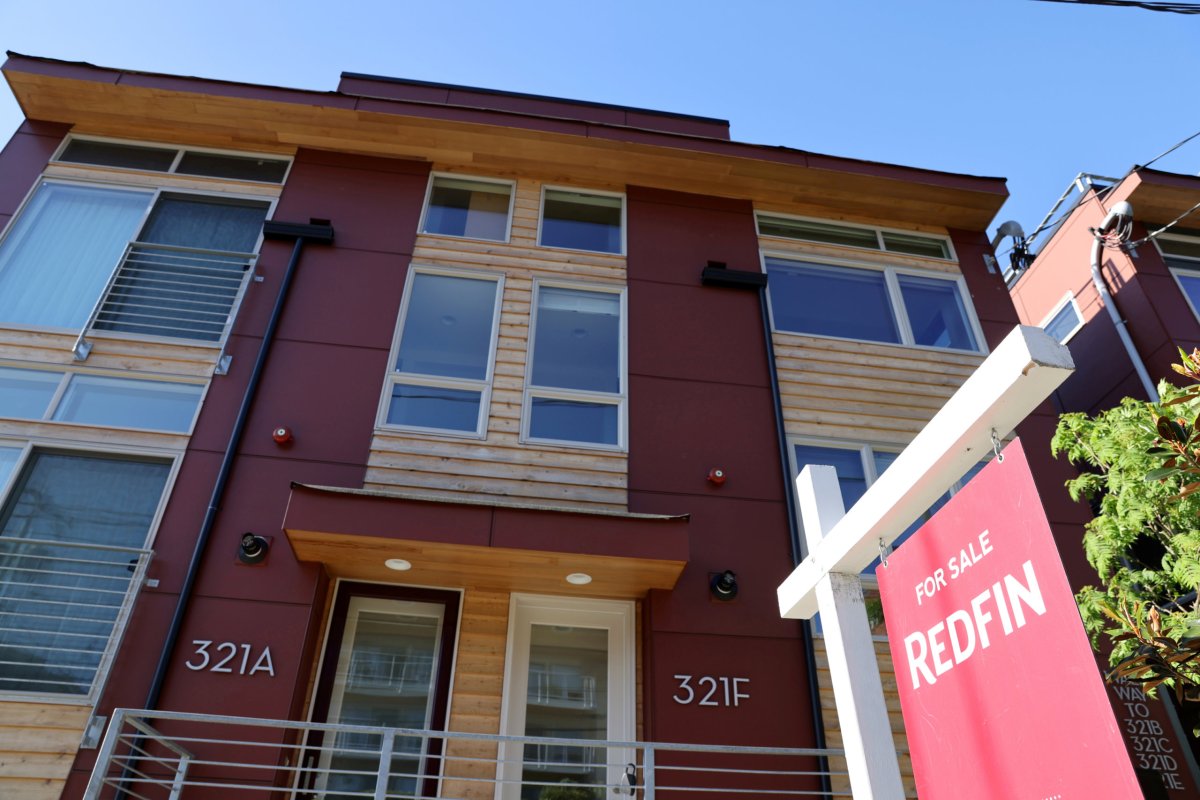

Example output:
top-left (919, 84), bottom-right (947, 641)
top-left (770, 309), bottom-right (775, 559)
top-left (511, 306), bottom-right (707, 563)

top-left (366, 176), bottom-right (629, 511)
top-left (0, 702), bottom-right (90, 800)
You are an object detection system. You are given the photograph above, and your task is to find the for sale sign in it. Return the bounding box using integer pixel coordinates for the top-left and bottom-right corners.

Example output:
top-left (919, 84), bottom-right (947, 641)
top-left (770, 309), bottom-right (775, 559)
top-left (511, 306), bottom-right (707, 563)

top-left (876, 438), bottom-right (1142, 799)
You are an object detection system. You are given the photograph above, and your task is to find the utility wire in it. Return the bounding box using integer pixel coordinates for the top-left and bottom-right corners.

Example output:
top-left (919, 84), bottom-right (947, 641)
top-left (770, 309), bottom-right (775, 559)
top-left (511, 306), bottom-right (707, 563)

top-left (1034, 0), bottom-right (1200, 13)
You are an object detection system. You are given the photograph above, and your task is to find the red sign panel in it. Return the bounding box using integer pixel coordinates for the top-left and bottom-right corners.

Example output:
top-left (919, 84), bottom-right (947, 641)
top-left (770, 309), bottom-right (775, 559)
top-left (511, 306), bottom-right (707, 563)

top-left (877, 438), bottom-right (1142, 800)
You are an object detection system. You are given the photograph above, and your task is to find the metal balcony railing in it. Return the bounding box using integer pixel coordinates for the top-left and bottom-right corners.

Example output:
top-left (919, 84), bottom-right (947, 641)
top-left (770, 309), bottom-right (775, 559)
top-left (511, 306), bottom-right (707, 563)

top-left (84, 709), bottom-right (850, 799)
top-left (0, 535), bottom-right (153, 704)
top-left (73, 241), bottom-right (258, 370)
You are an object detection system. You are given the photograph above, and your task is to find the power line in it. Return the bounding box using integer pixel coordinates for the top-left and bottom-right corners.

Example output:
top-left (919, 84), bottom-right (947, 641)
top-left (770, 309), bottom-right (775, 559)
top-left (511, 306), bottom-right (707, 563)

top-left (1033, 0), bottom-right (1200, 13)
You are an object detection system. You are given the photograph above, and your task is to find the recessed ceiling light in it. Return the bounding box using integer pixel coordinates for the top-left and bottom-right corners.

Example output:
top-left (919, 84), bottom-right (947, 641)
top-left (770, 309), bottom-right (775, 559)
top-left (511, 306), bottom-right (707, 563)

top-left (566, 572), bottom-right (592, 585)
top-left (385, 558), bottom-right (412, 571)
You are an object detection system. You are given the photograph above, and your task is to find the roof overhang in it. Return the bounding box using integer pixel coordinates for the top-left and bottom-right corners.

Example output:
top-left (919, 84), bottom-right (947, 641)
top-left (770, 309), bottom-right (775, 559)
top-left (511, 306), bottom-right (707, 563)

top-left (282, 484), bottom-right (689, 599)
top-left (2, 54), bottom-right (1008, 230)
top-left (1111, 168), bottom-right (1200, 228)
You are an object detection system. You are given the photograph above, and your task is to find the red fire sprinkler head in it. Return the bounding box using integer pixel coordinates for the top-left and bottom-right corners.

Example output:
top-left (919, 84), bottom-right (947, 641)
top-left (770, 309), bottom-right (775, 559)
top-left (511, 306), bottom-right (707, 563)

top-left (707, 468), bottom-right (726, 486)
top-left (272, 426), bottom-right (293, 444)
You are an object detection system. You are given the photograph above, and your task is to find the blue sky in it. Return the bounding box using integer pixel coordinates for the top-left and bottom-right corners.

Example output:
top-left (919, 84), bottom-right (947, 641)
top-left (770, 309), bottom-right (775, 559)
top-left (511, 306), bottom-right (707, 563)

top-left (1, 1), bottom-right (1196, 242)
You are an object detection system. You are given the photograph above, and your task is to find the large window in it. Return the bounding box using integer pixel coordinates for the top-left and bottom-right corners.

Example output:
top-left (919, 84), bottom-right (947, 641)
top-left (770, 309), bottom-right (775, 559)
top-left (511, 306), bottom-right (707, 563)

top-left (539, 188), bottom-right (624, 254)
top-left (0, 179), bottom-right (270, 342)
top-left (523, 283), bottom-right (626, 449)
top-left (0, 366), bottom-right (204, 433)
top-left (0, 448), bottom-right (171, 697)
top-left (381, 269), bottom-right (503, 437)
top-left (764, 256), bottom-right (981, 351)
top-left (420, 174), bottom-right (514, 242)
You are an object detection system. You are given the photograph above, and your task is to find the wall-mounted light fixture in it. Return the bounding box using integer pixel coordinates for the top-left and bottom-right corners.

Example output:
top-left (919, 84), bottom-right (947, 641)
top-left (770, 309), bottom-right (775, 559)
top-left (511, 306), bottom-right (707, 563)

top-left (237, 533), bottom-right (270, 565)
top-left (710, 570), bottom-right (738, 601)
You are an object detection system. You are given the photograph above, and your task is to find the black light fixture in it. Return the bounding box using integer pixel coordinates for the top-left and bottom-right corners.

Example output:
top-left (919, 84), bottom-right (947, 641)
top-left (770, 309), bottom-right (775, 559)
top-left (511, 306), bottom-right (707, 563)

top-left (710, 570), bottom-right (738, 601)
top-left (237, 533), bottom-right (270, 565)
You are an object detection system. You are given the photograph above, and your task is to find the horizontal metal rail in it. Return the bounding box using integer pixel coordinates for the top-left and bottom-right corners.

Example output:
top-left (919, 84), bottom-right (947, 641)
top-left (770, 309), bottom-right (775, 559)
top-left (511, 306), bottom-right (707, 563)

top-left (86, 708), bottom-right (852, 799)
top-left (73, 241), bottom-right (258, 361)
top-left (0, 536), bottom-right (153, 702)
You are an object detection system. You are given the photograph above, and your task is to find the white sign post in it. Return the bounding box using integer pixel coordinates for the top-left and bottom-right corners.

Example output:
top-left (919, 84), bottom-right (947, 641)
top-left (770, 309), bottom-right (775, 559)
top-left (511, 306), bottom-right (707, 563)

top-left (779, 326), bottom-right (1074, 798)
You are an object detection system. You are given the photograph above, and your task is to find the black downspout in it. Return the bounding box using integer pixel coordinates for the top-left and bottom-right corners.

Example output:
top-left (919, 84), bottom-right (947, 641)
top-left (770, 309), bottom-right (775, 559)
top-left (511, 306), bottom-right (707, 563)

top-left (142, 220), bottom-right (334, 712)
top-left (701, 263), bottom-right (831, 798)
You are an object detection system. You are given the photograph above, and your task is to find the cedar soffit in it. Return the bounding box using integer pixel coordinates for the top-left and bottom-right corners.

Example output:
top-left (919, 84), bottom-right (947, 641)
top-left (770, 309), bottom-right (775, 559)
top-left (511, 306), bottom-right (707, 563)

top-left (3, 53), bottom-right (1008, 229)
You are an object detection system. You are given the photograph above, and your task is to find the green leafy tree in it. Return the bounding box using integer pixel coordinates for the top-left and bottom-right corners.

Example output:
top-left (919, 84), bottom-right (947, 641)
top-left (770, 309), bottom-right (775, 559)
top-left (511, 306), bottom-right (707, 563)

top-left (1052, 350), bottom-right (1200, 704)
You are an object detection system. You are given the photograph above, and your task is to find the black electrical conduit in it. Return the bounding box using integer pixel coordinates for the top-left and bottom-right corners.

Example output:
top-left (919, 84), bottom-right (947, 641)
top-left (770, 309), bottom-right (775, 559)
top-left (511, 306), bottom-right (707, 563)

top-left (700, 263), bottom-right (831, 798)
top-left (141, 220), bottom-right (334, 713)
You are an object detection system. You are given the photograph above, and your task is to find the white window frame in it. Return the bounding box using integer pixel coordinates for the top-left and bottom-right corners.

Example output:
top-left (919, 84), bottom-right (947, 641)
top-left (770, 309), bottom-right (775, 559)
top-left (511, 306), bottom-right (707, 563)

top-left (417, 172), bottom-right (516, 244)
top-left (0, 362), bottom-right (207, 434)
top-left (377, 265), bottom-right (505, 439)
top-left (496, 594), bottom-right (636, 800)
top-left (1038, 291), bottom-right (1084, 344)
top-left (755, 210), bottom-right (957, 262)
top-left (536, 185), bottom-right (627, 256)
top-left (0, 438), bottom-right (183, 704)
top-left (762, 251), bottom-right (987, 353)
top-left (1158, 235), bottom-right (1200, 325)
top-left (52, 134), bottom-right (294, 185)
top-left (521, 279), bottom-right (628, 451)
top-left (0, 175), bottom-right (277, 345)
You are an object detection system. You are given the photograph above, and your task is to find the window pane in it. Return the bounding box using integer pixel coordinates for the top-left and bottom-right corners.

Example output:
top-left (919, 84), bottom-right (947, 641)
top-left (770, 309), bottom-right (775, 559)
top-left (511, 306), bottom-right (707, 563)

top-left (881, 232), bottom-right (950, 259)
top-left (766, 259), bottom-right (900, 344)
top-left (531, 287), bottom-right (620, 393)
top-left (423, 177), bottom-right (511, 241)
top-left (396, 273), bottom-right (499, 381)
top-left (757, 216), bottom-right (880, 250)
top-left (0, 183), bottom-right (151, 328)
top-left (138, 194), bottom-right (268, 253)
top-left (897, 274), bottom-right (978, 351)
top-left (175, 152), bottom-right (289, 183)
top-left (0, 447), bottom-right (19, 489)
top-left (530, 398), bottom-right (619, 446)
top-left (386, 384), bottom-right (482, 433)
top-left (540, 190), bottom-right (622, 253)
top-left (58, 140), bottom-right (177, 172)
top-left (1161, 239), bottom-right (1200, 260)
top-left (53, 376), bottom-right (203, 432)
top-left (1176, 269), bottom-right (1200, 316)
top-left (1044, 301), bottom-right (1082, 343)
top-left (0, 368), bottom-right (61, 419)
top-left (794, 445), bottom-right (868, 508)
top-left (0, 452), bottom-right (170, 695)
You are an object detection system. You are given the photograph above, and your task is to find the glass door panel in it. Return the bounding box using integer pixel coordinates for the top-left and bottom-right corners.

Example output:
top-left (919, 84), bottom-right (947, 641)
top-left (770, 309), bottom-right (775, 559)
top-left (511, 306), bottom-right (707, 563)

top-left (316, 596), bottom-right (446, 799)
top-left (521, 625), bottom-right (608, 799)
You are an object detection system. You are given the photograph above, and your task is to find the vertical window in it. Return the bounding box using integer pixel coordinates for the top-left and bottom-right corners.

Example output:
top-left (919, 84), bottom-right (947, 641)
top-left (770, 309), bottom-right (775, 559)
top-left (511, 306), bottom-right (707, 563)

top-left (1040, 293), bottom-right (1083, 344)
top-left (383, 270), bottom-right (503, 436)
top-left (539, 189), bottom-right (624, 254)
top-left (524, 284), bottom-right (625, 448)
top-left (896, 273), bottom-right (979, 351)
top-left (420, 175), bottom-right (513, 242)
top-left (0, 450), bottom-right (170, 695)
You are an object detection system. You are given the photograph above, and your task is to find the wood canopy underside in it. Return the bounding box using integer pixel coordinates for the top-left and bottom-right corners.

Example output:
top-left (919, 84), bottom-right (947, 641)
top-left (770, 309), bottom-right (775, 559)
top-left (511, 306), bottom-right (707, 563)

top-left (5, 68), bottom-right (1005, 230)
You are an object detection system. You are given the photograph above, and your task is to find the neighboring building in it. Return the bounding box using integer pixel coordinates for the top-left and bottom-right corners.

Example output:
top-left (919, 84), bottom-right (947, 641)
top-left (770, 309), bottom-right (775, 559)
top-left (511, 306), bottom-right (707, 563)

top-left (0, 53), bottom-right (1114, 800)
top-left (1009, 168), bottom-right (1200, 796)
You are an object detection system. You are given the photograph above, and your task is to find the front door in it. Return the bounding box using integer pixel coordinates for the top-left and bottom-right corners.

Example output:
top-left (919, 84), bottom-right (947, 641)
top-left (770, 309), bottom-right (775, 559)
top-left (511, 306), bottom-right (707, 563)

top-left (308, 584), bottom-right (459, 798)
top-left (499, 596), bottom-right (635, 800)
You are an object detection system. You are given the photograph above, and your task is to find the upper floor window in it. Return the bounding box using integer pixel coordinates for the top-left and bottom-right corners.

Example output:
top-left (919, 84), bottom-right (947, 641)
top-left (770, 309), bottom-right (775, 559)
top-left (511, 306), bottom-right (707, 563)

top-left (0, 446), bottom-right (171, 698)
top-left (756, 213), bottom-right (953, 260)
top-left (523, 283), bottom-right (626, 449)
top-left (1040, 292), bottom-right (1083, 344)
top-left (0, 180), bottom-right (269, 342)
top-left (539, 188), bottom-right (624, 255)
top-left (420, 174), bottom-right (514, 242)
top-left (0, 366), bottom-right (203, 433)
top-left (1159, 234), bottom-right (1200, 323)
top-left (57, 137), bottom-right (290, 183)
top-left (381, 268), bottom-right (503, 437)
top-left (764, 256), bottom-right (981, 352)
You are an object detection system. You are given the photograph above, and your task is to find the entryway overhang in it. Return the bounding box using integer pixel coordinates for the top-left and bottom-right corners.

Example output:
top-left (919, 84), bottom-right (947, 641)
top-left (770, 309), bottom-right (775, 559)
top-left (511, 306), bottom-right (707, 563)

top-left (283, 483), bottom-right (689, 599)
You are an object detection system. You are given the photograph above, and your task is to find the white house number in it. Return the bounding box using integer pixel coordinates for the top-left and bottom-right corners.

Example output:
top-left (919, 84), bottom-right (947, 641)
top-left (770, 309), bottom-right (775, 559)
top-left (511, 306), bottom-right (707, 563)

top-left (185, 640), bottom-right (275, 677)
top-left (672, 675), bottom-right (749, 707)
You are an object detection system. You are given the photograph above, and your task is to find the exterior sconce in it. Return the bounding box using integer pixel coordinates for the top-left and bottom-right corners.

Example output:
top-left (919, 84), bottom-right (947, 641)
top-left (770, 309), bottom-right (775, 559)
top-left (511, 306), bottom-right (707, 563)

top-left (710, 570), bottom-right (738, 601)
top-left (238, 533), bottom-right (270, 565)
